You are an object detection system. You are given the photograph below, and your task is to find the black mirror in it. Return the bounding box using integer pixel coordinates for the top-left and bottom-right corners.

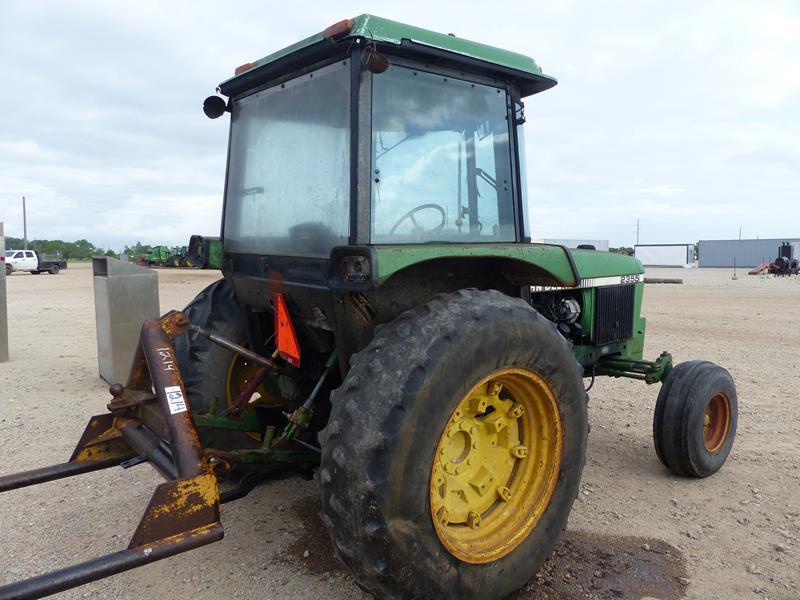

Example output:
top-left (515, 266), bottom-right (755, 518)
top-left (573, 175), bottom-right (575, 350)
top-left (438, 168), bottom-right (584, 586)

top-left (203, 96), bottom-right (228, 119)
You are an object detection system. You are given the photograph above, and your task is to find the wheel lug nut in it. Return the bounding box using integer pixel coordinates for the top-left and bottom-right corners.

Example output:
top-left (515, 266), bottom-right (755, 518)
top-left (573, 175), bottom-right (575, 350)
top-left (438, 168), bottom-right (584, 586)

top-left (468, 511), bottom-right (481, 529)
top-left (511, 445), bottom-right (528, 458)
top-left (509, 403), bottom-right (524, 418)
top-left (497, 486), bottom-right (512, 501)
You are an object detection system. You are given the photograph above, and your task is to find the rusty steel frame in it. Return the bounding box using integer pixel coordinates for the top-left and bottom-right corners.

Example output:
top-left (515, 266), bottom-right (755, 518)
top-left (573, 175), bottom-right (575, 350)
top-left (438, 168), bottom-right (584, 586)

top-left (0, 311), bottom-right (224, 600)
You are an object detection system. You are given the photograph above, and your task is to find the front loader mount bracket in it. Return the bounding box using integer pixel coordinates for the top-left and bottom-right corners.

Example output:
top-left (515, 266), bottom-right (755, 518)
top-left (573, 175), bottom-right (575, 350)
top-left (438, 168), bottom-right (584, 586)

top-left (0, 311), bottom-right (224, 600)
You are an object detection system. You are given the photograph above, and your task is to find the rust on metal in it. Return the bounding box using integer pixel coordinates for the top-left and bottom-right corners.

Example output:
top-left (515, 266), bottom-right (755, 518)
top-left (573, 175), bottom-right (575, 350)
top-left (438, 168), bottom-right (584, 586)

top-left (140, 317), bottom-right (206, 478)
top-left (69, 413), bottom-right (136, 463)
top-left (158, 310), bottom-right (192, 338)
top-left (129, 473), bottom-right (220, 547)
top-left (0, 311), bottom-right (225, 599)
top-left (703, 393), bottom-right (731, 453)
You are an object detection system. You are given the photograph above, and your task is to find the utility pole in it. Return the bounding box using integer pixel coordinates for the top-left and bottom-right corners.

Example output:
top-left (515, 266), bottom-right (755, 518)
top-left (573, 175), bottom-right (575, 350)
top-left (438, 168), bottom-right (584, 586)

top-left (22, 196), bottom-right (27, 250)
top-left (636, 219), bottom-right (640, 245)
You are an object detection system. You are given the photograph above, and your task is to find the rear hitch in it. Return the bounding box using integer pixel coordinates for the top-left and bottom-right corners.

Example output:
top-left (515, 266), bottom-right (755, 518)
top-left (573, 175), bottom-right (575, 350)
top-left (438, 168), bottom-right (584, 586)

top-left (0, 311), bottom-right (223, 600)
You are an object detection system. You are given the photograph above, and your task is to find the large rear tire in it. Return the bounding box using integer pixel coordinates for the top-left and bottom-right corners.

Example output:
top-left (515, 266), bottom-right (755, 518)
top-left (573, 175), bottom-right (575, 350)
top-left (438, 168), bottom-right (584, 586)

top-left (318, 289), bottom-right (587, 599)
top-left (173, 278), bottom-right (258, 449)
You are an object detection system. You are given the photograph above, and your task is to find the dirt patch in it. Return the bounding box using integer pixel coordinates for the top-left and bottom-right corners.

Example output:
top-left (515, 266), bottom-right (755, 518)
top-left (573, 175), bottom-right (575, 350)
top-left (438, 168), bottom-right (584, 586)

top-left (272, 494), bottom-right (346, 576)
top-left (519, 531), bottom-right (687, 600)
top-left (2, 265), bottom-right (798, 599)
top-left (275, 495), bottom-right (685, 599)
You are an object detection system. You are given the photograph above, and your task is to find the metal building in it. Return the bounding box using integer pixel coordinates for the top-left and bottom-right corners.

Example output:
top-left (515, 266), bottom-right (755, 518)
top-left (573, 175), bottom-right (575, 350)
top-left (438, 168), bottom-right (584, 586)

top-left (698, 238), bottom-right (800, 268)
top-left (634, 244), bottom-right (694, 267)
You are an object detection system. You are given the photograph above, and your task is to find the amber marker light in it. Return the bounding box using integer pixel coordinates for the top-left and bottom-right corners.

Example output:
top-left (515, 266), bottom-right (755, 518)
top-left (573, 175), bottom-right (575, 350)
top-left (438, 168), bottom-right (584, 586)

top-left (324, 19), bottom-right (353, 39)
top-left (234, 62), bottom-right (255, 75)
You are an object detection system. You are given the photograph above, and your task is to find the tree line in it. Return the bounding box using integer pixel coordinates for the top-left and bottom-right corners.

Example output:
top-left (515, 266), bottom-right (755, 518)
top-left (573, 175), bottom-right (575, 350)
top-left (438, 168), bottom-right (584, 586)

top-left (3, 237), bottom-right (118, 260)
top-left (2, 237), bottom-right (170, 261)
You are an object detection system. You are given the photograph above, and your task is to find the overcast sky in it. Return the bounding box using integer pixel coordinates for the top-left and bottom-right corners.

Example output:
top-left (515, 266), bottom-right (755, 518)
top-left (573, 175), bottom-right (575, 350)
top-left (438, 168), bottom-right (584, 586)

top-left (1, 1), bottom-right (798, 250)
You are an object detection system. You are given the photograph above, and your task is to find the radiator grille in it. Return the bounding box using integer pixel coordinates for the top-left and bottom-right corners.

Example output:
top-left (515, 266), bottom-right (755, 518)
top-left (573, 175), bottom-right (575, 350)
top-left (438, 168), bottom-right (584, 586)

top-left (594, 285), bottom-right (635, 344)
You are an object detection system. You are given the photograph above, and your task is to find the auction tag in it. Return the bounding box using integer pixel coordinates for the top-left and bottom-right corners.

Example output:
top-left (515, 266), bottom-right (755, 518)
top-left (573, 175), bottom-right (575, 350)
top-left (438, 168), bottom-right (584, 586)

top-left (164, 386), bottom-right (187, 414)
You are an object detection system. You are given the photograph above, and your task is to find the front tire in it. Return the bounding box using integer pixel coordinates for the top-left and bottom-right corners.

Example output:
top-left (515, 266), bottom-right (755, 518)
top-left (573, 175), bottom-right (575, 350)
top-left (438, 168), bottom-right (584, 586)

top-left (4, 264), bottom-right (10, 276)
top-left (653, 361), bottom-right (737, 477)
top-left (319, 289), bottom-right (587, 599)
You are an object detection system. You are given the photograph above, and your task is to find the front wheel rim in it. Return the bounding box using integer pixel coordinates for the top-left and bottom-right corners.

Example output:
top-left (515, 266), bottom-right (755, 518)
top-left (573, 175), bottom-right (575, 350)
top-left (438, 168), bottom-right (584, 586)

top-left (703, 392), bottom-right (731, 453)
top-left (430, 368), bottom-right (563, 564)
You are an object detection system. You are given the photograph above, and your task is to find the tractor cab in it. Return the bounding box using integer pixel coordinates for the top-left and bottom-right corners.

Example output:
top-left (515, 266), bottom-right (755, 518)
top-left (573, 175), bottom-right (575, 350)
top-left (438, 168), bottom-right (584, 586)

top-left (207, 15), bottom-right (586, 362)
top-left (204, 15), bottom-right (653, 371)
top-left (210, 16), bottom-right (556, 261)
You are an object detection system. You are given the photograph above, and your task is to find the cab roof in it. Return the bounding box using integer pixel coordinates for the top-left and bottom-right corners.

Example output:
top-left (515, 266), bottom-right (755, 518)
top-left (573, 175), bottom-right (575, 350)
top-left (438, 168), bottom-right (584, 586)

top-left (219, 14), bottom-right (557, 98)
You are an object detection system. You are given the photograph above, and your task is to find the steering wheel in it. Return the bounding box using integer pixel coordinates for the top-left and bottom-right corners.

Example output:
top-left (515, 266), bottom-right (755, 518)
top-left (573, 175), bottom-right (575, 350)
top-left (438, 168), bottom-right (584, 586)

top-left (389, 203), bottom-right (446, 235)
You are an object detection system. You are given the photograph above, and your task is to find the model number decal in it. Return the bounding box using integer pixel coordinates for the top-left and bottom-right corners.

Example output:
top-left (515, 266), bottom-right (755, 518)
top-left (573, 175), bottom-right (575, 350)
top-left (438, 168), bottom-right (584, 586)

top-left (620, 274), bottom-right (641, 284)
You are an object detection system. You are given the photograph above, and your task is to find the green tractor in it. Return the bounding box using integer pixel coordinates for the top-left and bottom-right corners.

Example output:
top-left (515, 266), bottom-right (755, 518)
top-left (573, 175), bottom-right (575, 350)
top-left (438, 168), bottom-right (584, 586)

top-left (184, 234), bottom-right (223, 269)
top-left (142, 244), bottom-right (172, 266)
top-left (0, 15), bottom-right (737, 599)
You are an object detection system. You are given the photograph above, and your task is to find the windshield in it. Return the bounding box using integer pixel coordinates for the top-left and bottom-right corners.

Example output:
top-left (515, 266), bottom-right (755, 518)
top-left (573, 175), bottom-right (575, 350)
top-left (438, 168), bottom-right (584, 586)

top-left (3, 251), bottom-right (12, 258)
top-left (371, 66), bottom-right (516, 243)
top-left (223, 61), bottom-right (350, 256)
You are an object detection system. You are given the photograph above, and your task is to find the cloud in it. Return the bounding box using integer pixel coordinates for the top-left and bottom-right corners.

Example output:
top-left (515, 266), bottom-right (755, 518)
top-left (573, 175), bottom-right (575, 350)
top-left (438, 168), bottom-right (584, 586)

top-left (0, 0), bottom-right (798, 250)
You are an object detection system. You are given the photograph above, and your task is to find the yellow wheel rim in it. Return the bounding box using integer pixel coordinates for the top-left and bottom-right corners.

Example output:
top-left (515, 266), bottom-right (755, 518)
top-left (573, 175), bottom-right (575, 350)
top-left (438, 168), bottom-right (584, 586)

top-left (225, 354), bottom-right (282, 439)
top-left (430, 368), bottom-right (563, 564)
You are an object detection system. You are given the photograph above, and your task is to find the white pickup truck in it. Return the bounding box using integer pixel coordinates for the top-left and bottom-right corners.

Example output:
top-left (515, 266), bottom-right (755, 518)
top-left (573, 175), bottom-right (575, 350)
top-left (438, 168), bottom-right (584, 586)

top-left (4, 250), bottom-right (67, 275)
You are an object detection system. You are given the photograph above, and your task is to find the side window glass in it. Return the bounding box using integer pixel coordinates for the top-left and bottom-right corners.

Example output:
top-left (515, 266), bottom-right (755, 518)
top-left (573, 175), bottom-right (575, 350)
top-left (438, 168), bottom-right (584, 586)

top-left (370, 66), bottom-right (515, 243)
top-left (13, 252), bottom-right (23, 259)
top-left (25, 251), bottom-right (35, 258)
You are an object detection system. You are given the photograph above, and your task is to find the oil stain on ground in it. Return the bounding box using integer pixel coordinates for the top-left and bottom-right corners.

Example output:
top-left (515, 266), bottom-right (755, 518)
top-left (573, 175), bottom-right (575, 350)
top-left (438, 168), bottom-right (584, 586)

top-left (272, 494), bottom-right (345, 576)
top-left (277, 496), bottom-right (687, 599)
top-left (517, 531), bottom-right (687, 600)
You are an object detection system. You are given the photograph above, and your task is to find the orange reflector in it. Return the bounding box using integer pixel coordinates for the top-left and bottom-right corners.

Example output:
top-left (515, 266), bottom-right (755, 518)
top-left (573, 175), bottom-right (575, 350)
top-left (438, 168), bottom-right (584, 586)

top-left (274, 293), bottom-right (301, 367)
top-left (234, 62), bottom-right (255, 75)
top-left (324, 19), bottom-right (353, 39)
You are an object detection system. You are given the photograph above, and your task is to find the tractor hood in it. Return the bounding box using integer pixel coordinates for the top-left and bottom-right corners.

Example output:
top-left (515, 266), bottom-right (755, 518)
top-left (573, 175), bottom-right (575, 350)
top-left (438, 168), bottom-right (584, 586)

top-left (570, 249), bottom-right (644, 279)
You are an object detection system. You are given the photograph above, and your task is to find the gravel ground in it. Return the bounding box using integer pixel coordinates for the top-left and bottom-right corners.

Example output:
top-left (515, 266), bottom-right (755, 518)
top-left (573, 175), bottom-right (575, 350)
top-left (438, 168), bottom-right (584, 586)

top-left (0, 263), bottom-right (797, 599)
